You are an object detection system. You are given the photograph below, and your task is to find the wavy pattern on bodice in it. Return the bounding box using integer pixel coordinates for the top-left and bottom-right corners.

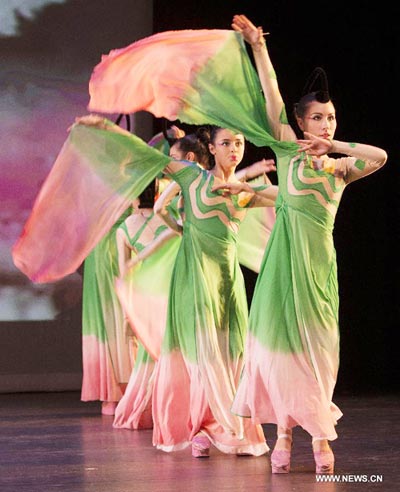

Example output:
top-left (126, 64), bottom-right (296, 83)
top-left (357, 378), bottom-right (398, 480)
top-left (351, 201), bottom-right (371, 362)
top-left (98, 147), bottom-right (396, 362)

top-left (189, 174), bottom-right (247, 233)
top-left (287, 157), bottom-right (343, 216)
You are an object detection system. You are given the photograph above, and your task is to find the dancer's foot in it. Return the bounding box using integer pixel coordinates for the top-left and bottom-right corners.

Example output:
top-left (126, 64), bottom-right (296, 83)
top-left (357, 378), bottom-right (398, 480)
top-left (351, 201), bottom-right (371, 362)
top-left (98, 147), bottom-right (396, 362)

top-left (312, 438), bottom-right (334, 474)
top-left (101, 401), bottom-right (117, 416)
top-left (192, 433), bottom-right (210, 458)
top-left (271, 433), bottom-right (292, 474)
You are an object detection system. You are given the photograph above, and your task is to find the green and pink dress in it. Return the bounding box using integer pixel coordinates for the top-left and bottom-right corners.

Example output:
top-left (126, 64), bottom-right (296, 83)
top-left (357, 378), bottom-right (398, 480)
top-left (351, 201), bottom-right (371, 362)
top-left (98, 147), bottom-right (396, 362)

top-left (150, 163), bottom-right (267, 454)
top-left (232, 143), bottom-right (386, 439)
top-left (81, 209), bottom-right (134, 403)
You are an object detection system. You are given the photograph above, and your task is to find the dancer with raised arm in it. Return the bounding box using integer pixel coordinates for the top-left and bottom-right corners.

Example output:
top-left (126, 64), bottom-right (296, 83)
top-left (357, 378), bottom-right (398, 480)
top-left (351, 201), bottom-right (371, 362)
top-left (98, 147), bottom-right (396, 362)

top-left (213, 14), bottom-right (387, 474)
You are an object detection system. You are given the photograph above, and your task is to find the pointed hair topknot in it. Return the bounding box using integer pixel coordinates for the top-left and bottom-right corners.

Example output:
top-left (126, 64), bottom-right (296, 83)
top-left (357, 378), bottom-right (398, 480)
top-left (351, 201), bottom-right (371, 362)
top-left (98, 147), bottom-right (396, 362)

top-left (301, 67), bottom-right (330, 103)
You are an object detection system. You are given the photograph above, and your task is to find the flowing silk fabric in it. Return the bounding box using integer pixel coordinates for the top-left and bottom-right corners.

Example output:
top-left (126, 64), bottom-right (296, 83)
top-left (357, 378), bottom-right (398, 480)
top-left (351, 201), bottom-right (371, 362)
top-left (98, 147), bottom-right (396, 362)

top-left (88, 29), bottom-right (296, 152)
top-left (12, 125), bottom-right (171, 283)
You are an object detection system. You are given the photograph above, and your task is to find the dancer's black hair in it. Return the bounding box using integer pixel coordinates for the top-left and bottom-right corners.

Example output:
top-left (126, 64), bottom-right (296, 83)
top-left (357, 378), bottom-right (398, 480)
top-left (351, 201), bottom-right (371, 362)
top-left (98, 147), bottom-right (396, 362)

top-left (163, 121), bottom-right (212, 169)
top-left (302, 67), bottom-right (330, 103)
top-left (294, 67), bottom-right (332, 119)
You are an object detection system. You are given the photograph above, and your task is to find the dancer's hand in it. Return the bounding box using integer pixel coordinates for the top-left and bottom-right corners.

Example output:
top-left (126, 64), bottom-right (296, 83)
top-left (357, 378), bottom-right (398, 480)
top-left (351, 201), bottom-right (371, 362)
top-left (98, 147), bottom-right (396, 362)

top-left (167, 125), bottom-right (186, 139)
top-left (232, 14), bottom-right (264, 47)
top-left (74, 114), bottom-right (108, 128)
top-left (72, 114), bottom-right (132, 137)
top-left (245, 159), bottom-right (276, 179)
top-left (297, 132), bottom-right (333, 157)
top-left (212, 180), bottom-right (253, 196)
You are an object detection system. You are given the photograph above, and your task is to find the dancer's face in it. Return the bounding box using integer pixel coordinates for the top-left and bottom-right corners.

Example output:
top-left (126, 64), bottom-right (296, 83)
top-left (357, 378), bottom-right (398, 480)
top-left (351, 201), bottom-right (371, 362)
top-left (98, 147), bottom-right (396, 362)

top-left (209, 128), bottom-right (245, 171)
top-left (297, 101), bottom-right (337, 140)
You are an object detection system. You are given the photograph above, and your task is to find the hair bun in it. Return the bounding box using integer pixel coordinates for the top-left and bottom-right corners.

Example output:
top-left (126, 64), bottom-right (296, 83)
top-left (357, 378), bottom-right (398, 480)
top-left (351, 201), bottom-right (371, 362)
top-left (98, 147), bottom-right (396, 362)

top-left (196, 126), bottom-right (211, 145)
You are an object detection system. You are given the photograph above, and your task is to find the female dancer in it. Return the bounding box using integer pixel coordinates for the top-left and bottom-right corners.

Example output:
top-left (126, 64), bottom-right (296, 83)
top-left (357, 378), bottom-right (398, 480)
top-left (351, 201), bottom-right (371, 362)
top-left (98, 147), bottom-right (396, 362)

top-left (113, 127), bottom-right (276, 433)
top-left (213, 14), bottom-right (387, 473)
top-left (111, 124), bottom-right (276, 452)
top-left (81, 207), bottom-right (135, 415)
top-left (148, 124), bottom-right (277, 457)
top-left (113, 178), bottom-right (181, 429)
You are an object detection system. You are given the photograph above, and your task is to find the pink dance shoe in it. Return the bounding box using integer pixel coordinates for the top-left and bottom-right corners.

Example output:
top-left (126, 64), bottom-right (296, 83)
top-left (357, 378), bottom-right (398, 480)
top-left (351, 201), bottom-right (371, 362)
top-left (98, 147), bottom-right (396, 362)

top-left (271, 449), bottom-right (291, 473)
top-left (314, 448), bottom-right (335, 474)
top-left (270, 434), bottom-right (292, 473)
top-left (192, 434), bottom-right (211, 458)
top-left (101, 401), bottom-right (117, 416)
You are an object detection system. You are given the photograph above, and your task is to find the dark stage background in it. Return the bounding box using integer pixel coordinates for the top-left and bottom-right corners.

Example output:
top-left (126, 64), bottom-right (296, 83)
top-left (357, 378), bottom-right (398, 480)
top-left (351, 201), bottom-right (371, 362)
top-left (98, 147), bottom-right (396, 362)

top-left (0, 1), bottom-right (398, 395)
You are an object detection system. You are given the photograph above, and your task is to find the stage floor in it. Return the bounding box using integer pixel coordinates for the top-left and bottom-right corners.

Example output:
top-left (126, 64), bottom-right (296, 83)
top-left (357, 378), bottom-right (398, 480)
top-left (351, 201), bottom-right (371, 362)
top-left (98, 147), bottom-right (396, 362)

top-left (0, 391), bottom-right (398, 491)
